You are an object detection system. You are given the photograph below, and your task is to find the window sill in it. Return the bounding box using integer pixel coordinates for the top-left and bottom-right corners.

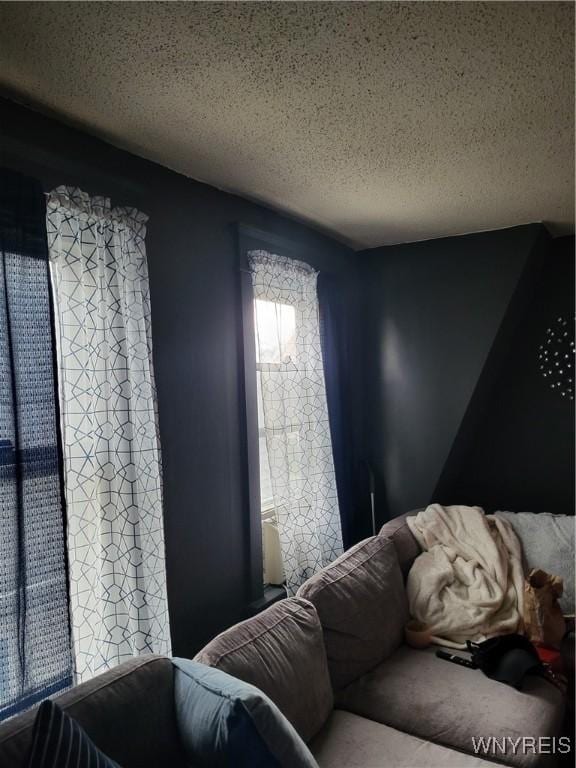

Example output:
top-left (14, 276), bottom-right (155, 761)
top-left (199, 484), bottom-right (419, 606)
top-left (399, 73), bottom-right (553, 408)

top-left (248, 584), bottom-right (286, 616)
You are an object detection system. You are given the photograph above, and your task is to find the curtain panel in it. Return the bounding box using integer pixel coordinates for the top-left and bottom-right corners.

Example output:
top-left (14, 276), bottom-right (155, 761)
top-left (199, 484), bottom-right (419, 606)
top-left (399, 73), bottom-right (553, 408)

top-left (0, 169), bottom-right (72, 719)
top-left (317, 272), bottom-right (355, 550)
top-left (249, 249), bottom-right (343, 594)
top-left (46, 187), bottom-right (171, 682)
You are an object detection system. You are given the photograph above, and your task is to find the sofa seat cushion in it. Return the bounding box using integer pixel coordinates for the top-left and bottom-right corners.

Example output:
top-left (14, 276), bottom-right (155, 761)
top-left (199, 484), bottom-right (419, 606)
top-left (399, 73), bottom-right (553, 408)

top-left (310, 710), bottom-right (506, 768)
top-left (297, 536), bottom-right (408, 691)
top-left (194, 597), bottom-right (332, 743)
top-left (335, 645), bottom-right (564, 768)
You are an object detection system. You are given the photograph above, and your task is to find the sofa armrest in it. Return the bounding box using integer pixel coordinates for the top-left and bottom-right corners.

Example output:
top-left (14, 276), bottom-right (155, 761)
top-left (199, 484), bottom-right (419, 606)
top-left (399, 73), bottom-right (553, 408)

top-left (0, 656), bottom-right (189, 768)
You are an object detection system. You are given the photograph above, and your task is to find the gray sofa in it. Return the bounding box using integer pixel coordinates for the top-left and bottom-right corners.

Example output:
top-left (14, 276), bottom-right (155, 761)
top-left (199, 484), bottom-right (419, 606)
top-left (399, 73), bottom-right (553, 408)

top-left (0, 511), bottom-right (568, 768)
top-left (192, 515), bottom-right (566, 768)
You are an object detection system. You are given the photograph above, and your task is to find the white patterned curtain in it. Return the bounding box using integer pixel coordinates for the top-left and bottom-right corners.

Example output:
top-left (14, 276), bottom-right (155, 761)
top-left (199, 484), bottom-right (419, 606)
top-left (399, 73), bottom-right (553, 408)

top-left (249, 250), bottom-right (343, 594)
top-left (46, 187), bottom-right (171, 682)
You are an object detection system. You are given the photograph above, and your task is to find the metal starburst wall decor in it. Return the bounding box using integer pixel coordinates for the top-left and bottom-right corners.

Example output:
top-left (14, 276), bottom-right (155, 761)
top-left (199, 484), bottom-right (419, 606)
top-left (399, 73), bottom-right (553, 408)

top-left (538, 316), bottom-right (575, 400)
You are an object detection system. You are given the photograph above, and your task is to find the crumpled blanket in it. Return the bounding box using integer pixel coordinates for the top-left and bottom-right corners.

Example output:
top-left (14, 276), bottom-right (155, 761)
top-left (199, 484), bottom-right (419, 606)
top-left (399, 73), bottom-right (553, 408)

top-left (406, 504), bottom-right (525, 648)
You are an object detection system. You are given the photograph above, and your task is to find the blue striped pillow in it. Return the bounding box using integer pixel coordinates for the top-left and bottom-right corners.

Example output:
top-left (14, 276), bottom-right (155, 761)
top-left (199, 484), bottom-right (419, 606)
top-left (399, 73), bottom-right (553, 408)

top-left (28, 700), bottom-right (120, 768)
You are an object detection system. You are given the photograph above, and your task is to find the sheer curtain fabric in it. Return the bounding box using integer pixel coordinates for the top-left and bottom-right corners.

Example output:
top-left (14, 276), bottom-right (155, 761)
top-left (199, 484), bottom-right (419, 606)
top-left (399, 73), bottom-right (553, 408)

top-left (249, 249), bottom-right (343, 594)
top-left (46, 187), bottom-right (171, 682)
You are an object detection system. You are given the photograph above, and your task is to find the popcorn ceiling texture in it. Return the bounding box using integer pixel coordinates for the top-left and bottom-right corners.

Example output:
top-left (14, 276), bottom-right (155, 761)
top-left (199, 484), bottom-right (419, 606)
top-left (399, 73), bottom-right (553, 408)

top-left (0, 1), bottom-right (573, 248)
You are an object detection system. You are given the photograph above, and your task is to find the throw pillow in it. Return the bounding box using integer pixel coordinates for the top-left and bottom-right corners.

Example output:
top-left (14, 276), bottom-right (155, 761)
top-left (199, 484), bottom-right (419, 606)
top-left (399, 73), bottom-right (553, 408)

top-left (28, 699), bottom-right (120, 768)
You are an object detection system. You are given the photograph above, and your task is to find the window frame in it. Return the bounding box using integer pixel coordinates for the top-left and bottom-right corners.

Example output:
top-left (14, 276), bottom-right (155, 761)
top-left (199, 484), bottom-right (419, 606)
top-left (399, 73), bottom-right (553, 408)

top-left (236, 224), bottom-right (308, 604)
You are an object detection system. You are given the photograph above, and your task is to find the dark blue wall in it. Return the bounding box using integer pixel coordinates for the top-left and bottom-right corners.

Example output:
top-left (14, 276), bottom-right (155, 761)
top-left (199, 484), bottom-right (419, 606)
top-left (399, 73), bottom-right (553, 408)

top-left (0, 97), bottom-right (361, 656)
top-left (358, 225), bottom-right (574, 528)
top-left (2, 96), bottom-right (573, 657)
top-left (436, 234), bottom-right (575, 515)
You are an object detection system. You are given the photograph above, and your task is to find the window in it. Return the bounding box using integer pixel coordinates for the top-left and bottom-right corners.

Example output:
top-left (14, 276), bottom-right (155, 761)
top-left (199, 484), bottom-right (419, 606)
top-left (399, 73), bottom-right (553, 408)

top-left (254, 298), bottom-right (296, 513)
top-left (0, 169), bottom-right (72, 720)
top-left (0, 175), bottom-right (171, 720)
top-left (237, 227), bottom-right (303, 599)
top-left (254, 300), bottom-right (297, 586)
top-left (238, 226), bottom-right (343, 600)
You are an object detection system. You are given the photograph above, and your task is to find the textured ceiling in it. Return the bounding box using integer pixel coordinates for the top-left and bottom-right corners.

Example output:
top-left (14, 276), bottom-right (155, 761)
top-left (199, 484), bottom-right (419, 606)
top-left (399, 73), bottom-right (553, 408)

top-left (0, 2), bottom-right (573, 248)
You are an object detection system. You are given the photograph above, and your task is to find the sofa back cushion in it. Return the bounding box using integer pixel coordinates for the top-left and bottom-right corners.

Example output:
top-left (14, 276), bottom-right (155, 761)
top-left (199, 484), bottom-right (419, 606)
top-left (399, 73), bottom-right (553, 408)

top-left (173, 658), bottom-right (318, 768)
top-left (194, 597), bottom-right (332, 743)
top-left (379, 511), bottom-right (422, 577)
top-left (0, 656), bottom-right (188, 768)
top-left (297, 536), bottom-right (408, 691)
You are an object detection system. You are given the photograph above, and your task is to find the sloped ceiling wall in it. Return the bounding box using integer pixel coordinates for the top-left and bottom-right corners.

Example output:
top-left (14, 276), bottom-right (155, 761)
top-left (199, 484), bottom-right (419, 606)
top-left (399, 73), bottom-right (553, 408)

top-left (358, 224), bottom-right (573, 527)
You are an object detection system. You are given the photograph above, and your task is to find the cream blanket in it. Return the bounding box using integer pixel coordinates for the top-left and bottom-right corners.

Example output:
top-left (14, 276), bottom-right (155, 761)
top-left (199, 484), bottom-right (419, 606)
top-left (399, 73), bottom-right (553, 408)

top-left (407, 504), bottom-right (525, 648)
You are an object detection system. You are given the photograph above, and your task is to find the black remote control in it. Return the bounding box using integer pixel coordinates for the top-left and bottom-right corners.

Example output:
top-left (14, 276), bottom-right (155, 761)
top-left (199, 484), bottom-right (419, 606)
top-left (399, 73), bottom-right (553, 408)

top-left (436, 650), bottom-right (477, 669)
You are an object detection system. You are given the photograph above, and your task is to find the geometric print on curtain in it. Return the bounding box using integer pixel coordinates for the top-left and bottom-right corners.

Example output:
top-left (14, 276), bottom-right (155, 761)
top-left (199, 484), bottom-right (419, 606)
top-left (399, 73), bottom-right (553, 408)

top-left (248, 249), bottom-right (343, 595)
top-left (46, 186), bottom-right (171, 683)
